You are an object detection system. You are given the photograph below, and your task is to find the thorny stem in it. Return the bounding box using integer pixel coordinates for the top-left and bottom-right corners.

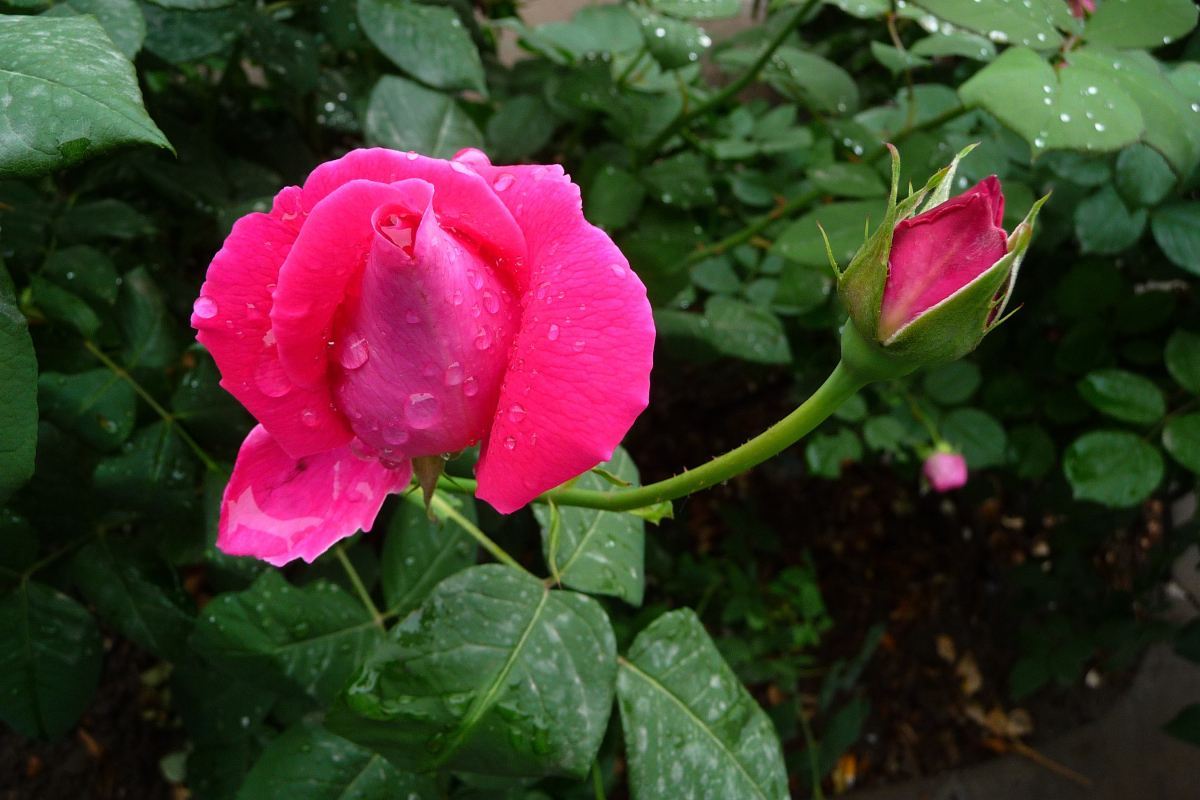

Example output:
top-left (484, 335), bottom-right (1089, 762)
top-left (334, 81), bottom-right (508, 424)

top-left (427, 491), bottom-right (533, 576)
top-left (335, 544), bottom-right (384, 629)
top-left (440, 361), bottom-right (865, 512)
top-left (82, 340), bottom-right (223, 475)
top-left (636, 0), bottom-right (820, 162)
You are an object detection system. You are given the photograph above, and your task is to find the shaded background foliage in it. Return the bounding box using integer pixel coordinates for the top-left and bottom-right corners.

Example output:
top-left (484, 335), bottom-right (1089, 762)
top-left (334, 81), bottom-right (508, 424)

top-left (2, 0), bottom-right (1200, 797)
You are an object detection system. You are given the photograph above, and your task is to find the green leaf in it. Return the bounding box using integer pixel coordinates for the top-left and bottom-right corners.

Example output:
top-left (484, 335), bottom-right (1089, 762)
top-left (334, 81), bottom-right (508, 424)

top-left (1115, 144), bottom-right (1176, 208)
top-left (1164, 703), bottom-right (1200, 747)
top-left (863, 415), bottom-right (913, 454)
top-left (643, 152), bottom-right (715, 209)
top-left (773, 199), bottom-right (885, 269)
top-left (71, 538), bottom-right (194, 660)
top-left (31, 274), bottom-right (100, 338)
top-left (486, 95), bottom-right (556, 163)
top-left (1064, 430), bottom-right (1163, 508)
top-left (941, 408), bottom-right (1007, 469)
top-left (808, 163), bottom-right (886, 199)
top-left (141, 1), bottom-right (243, 64)
top-left (380, 492), bottom-right (478, 618)
top-left (0, 16), bottom-right (170, 177)
top-left (922, 361), bottom-right (982, 405)
top-left (328, 565), bottom-right (617, 779)
top-left (913, 0), bottom-right (1068, 49)
top-left (703, 296), bottom-right (792, 364)
top-left (617, 609), bottom-right (789, 800)
top-left (359, 0), bottom-right (485, 94)
top-left (1163, 414), bottom-right (1200, 475)
top-left (38, 368), bottom-right (136, 452)
top-left (633, 9), bottom-right (712, 71)
top-left (1084, 0), bottom-right (1198, 49)
top-left (59, 199), bottom-right (154, 242)
top-left (1074, 186), bottom-right (1147, 255)
top-left (0, 581), bottom-right (102, 738)
top-left (1165, 330), bottom-right (1200, 393)
top-left (586, 166), bottom-right (645, 229)
top-left (92, 420), bottom-right (197, 512)
top-left (43, 0), bottom-right (146, 58)
top-left (805, 429), bottom-right (862, 478)
top-left (959, 46), bottom-right (1144, 157)
top-left (755, 46), bottom-right (858, 115)
top-left (1151, 202), bottom-right (1200, 275)
top-left (1077, 369), bottom-right (1165, 425)
top-left (871, 42), bottom-right (930, 74)
top-left (534, 447), bottom-right (645, 605)
top-left (191, 571), bottom-right (382, 703)
top-left (244, 17), bottom-right (319, 94)
top-left (237, 723), bottom-right (436, 800)
top-left (118, 266), bottom-right (178, 369)
top-left (42, 246), bottom-right (120, 306)
top-left (365, 75), bottom-right (483, 159)
top-left (0, 266), bottom-right (37, 503)
top-left (1007, 423), bottom-right (1056, 480)
top-left (1066, 49), bottom-right (1200, 177)
top-left (910, 31), bottom-right (996, 62)
top-left (650, 0), bottom-right (740, 20)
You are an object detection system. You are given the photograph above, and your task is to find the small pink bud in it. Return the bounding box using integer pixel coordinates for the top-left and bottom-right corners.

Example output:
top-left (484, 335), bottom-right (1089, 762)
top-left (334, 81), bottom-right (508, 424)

top-left (924, 452), bottom-right (968, 493)
top-left (1067, 0), bottom-right (1096, 19)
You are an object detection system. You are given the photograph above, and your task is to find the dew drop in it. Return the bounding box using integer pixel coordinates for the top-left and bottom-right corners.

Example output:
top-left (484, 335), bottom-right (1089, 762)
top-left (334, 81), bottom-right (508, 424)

top-left (450, 161), bottom-right (471, 175)
top-left (192, 295), bottom-right (218, 319)
top-left (451, 290), bottom-right (463, 306)
top-left (301, 408), bottom-right (319, 427)
top-left (406, 151), bottom-right (418, 160)
top-left (405, 310), bottom-right (420, 324)
top-left (254, 358), bottom-right (292, 398)
top-left (383, 425), bottom-right (410, 445)
top-left (1059, 112), bottom-right (1071, 123)
top-left (507, 403), bottom-right (526, 423)
top-left (482, 290), bottom-right (500, 314)
top-left (462, 377), bottom-right (479, 397)
top-left (504, 436), bottom-right (517, 450)
top-left (547, 324), bottom-right (560, 341)
top-left (493, 173), bottom-right (515, 192)
top-left (573, 339), bottom-right (586, 352)
top-left (406, 393), bottom-right (440, 429)
top-left (337, 334), bottom-right (370, 370)
top-left (444, 362), bottom-right (463, 386)
top-left (609, 263), bottom-right (626, 278)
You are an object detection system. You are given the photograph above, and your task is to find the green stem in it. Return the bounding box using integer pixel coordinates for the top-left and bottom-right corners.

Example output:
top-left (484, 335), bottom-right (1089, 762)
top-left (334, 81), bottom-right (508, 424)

top-left (335, 545), bottom-right (384, 629)
top-left (591, 760), bottom-right (607, 800)
top-left (427, 492), bottom-right (533, 576)
top-left (637, 0), bottom-right (819, 161)
top-left (798, 705), bottom-right (827, 800)
top-left (440, 361), bottom-right (865, 511)
top-left (681, 104), bottom-right (972, 268)
top-left (83, 340), bottom-right (222, 474)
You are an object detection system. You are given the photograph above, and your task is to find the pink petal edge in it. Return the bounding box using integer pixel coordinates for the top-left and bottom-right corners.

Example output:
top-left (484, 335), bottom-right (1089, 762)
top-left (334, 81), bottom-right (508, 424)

top-left (452, 149), bottom-right (657, 514)
top-left (217, 425), bottom-right (412, 566)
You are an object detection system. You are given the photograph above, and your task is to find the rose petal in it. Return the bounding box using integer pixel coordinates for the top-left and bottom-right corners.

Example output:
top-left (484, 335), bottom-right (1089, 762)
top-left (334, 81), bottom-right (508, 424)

top-left (333, 185), bottom-right (520, 459)
top-left (453, 151), bottom-right (656, 514)
top-left (192, 188), bottom-right (355, 459)
top-left (271, 179), bottom-right (424, 390)
top-left (218, 425), bottom-right (411, 566)
top-left (301, 148), bottom-right (527, 278)
top-left (880, 177), bottom-right (1008, 339)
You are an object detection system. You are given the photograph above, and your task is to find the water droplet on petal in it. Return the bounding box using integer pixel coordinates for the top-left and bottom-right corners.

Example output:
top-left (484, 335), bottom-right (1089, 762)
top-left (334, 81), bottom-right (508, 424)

top-left (462, 377), bottom-right (479, 397)
top-left (193, 296), bottom-right (218, 319)
top-left (547, 324), bottom-right (560, 341)
top-left (451, 290), bottom-right (463, 306)
top-left (337, 334), bottom-right (370, 370)
top-left (474, 329), bottom-right (491, 350)
top-left (406, 151), bottom-right (419, 160)
top-left (609, 263), bottom-right (626, 278)
top-left (493, 173), bottom-right (515, 192)
top-left (383, 425), bottom-right (410, 445)
top-left (450, 161), bottom-right (471, 175)
top-left (444, 362), bottom-right (463, 386)
top-left (504, 436), bottom-right (517, 450)
top-left (255, 358), bottom-right (291, 398)
top-left (482, 290), bottom-right (499, 314)
top-left (301, 408), bottom-right (319, 427)
top-left (405, 393), bottom-right (440, 429)
top-left (573, 340), bottom-right (586, 352)
top-left (405, 311), bottom-right (420, 324)
top-left (507, 403), bottom-right (526, 423)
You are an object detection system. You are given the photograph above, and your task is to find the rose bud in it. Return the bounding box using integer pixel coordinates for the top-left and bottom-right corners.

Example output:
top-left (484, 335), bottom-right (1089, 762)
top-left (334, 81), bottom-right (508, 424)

top-left (923, 451), bottom-right (968, 493)
top-left (836, 145), bottom-right (1046, 380)
top-left (1067, 0), bottom-right (1095, 19)
top-left (192, 148), bottom-right (655, 565)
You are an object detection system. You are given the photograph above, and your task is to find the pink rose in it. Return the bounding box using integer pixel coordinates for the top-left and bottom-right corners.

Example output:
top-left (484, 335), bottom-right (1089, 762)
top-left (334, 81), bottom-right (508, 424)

top-left (923, 451), bottom-right (968, 492)
top-left (878, 176), bottom-right (1007, 340)
top-left (1067, 0), bottom-right (1096, 19)
top-left (192, 148), bottom-right (655, 565)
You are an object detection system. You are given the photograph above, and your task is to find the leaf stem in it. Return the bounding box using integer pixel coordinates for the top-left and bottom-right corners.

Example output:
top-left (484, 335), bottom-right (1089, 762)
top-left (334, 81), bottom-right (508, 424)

top-left (82, 340), bottom-right (222, 474)
top-left (335, 544), bottom-right (384, 629)
top-left (440, 361), bottom-right (864, 512)
top-left (428, 492), bottom-right (533, 577)
top-left (797, 704), bottom-right (827, 800)
top-left (637, 0), bottom-right (820, 161)
top-left (591, 760), bottom-right (607, 800)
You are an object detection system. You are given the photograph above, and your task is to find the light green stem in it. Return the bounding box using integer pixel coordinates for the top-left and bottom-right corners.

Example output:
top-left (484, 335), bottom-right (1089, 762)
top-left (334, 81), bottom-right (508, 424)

top-left (335, 545), bottom-right (384, 629)
top-left (427, 492), bottom-right (532, 576)
top-left (440, 360), bottom-right (866, 512)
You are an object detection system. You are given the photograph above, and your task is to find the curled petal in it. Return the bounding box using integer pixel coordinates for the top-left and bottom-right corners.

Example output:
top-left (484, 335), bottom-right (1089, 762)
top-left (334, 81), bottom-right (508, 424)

top-left (192, 188), bottom-right (355, 459)
top-left (454, 151), bottom-right (656, 514)
top-left (218, 425), bottom-right (412, 566)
